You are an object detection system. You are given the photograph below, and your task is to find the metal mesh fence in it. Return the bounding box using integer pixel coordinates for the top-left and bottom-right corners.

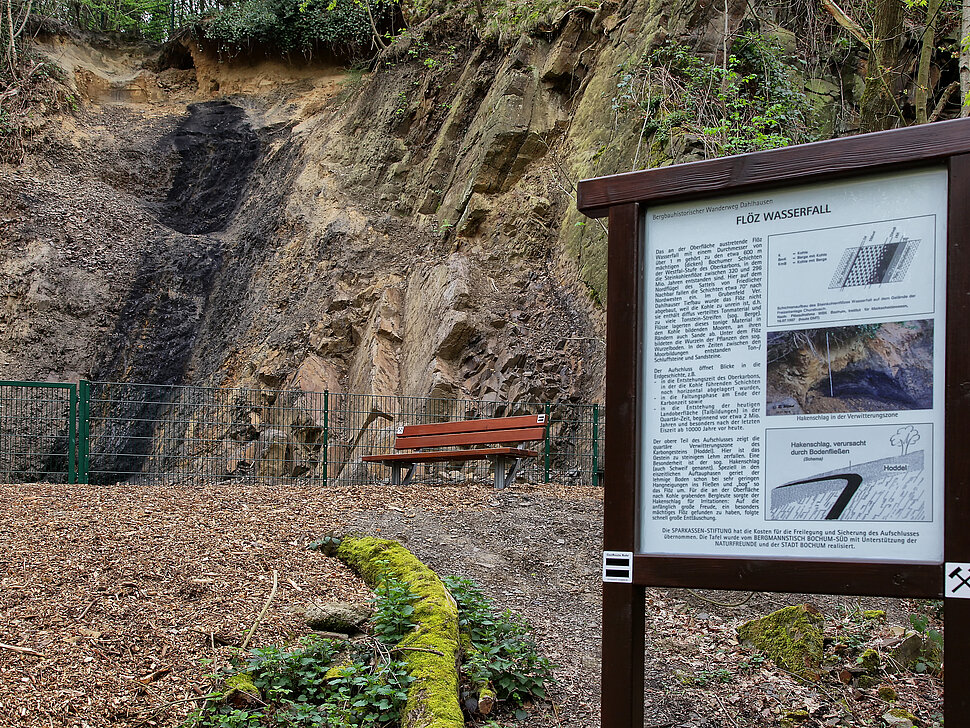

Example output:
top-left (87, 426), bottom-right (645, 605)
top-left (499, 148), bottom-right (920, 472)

top-left (1, 380), bottom-right (602, 487)
top-left (85, 381), bottom-right (330, 486)
top-left (0, 382), bottom-right (76, 483)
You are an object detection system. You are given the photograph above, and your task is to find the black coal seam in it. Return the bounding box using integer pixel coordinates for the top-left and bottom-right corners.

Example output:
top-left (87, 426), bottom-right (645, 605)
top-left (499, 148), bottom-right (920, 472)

top-left (90, 101), bottom-right (260, 482)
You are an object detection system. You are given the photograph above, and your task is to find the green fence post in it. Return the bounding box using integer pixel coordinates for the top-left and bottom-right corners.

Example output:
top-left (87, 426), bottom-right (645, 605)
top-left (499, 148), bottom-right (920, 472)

top-left (591, 403), bottom-right (600, 488)
top-left (543, 403), bottom-right (551, 484)
top-left (78, 380), bottom-right (90, 484)
top-left (68, 385), bottom-right (77, 484)
top-left (322, 390), bottom-right (329, 485)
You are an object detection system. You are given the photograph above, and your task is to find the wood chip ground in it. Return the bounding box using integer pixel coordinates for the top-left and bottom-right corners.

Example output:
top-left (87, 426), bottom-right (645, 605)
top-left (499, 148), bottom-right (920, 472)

top-left (0, 481), bottom-right (943, 727)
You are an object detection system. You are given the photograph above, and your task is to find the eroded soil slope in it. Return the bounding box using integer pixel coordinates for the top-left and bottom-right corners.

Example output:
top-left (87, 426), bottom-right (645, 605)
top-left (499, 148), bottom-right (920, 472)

top-left (5, 30), bottom-right (604, 408)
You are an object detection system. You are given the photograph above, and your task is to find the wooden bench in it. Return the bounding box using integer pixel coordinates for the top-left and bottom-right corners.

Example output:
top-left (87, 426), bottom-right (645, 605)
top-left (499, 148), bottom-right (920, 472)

top-left (361, 414), bottom-right (547, 489)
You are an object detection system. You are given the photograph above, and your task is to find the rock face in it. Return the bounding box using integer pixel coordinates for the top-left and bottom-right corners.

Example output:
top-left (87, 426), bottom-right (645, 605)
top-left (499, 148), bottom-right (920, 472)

top-left (160, 100), bottom-right (259, 235)
top-left (8, 2), bottom-right (879, 406)
top-left (766, 322), bottom-right (934, 415)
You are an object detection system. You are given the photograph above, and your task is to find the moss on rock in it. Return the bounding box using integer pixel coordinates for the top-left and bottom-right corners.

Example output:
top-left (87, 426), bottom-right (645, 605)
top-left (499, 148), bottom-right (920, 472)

top-left (859, 647), bottom-right (881, 672)
top-left (878, 684), bottom-right (898, 701)
top-left (737, 603), bottom-right (825, 679)
top-left (337, 536), bottom-right (463, 728)
top-left (222, 671), bottom-right (260, 708)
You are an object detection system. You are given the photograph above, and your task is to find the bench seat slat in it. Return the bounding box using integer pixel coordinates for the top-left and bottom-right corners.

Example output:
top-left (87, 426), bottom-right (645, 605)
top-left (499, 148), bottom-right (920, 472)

top-left (396, 426), bottom-right (545, 450)
top-left (399, 414), bottom-right (541, 438)
top-left (363, 447), bottom-right (538, 464)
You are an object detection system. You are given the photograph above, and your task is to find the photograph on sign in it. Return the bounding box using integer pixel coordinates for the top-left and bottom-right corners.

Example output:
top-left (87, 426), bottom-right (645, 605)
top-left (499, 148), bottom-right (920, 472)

top-left (766, 320), bottom-right (933, 416)
top-left (639, 168), bottom-right (946, 564)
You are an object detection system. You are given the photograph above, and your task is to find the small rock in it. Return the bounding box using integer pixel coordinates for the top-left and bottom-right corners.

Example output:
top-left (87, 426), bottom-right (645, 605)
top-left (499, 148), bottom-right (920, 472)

top-left (877, 684), bottom-right (897, 702)
top-left (737, 603), bottom-right (824, 679)
top-left (882, 707), bottom-right (916, 727)
top-left (305, 602), bottom-right (372, 633)
top-left (858, 648), bottom-right (881, 672)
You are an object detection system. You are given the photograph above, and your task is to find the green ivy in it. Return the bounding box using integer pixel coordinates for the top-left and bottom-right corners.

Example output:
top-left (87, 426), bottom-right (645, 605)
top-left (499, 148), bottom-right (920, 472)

top-left (184, 591), bottom-right (415, 728)
top-left (443, 575), bottom-right (554, 707)
top-left (323, 661), bottom-right (414, 726)
top-left (244, 635), bottom-right (341, 704)
top-left (369, 576), bottom-right (418, 645)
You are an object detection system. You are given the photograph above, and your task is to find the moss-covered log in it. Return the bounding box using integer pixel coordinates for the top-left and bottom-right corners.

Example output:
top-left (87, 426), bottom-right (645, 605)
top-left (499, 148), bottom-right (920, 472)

top-left (337, 536), bottom-right (464, 728)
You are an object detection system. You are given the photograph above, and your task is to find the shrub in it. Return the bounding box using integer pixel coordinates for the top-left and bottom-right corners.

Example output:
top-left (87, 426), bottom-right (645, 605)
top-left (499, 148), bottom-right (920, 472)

top-left (184, 584), bottom-right (416, 728)
top-left (199, 0), bottom-right (398, 57)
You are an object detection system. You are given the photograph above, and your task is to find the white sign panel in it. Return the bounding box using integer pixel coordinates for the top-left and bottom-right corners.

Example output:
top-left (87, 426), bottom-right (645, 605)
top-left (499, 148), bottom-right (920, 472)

top-left (640, 168), bottom-right (947, 563)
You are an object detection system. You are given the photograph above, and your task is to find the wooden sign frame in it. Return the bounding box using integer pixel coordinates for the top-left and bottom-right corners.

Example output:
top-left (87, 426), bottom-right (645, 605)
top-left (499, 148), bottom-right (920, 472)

top-left (576, 117), bottom-right (970, 728)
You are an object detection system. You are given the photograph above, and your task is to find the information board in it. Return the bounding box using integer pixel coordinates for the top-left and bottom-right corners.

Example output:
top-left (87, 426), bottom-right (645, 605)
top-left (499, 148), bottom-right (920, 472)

top-left (639, 168), bottom-right (947, 563)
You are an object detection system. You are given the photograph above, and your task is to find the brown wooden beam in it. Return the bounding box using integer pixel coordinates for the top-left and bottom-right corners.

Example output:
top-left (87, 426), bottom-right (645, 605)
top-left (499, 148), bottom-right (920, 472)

top-left (632, 555), bottom-right (941, 597)
top-left (944, 153), bottom-right (970, 723)
top-left (578, 117), bottom-right (970, 217)
top-left (602, 202), bottom-right (645, 728)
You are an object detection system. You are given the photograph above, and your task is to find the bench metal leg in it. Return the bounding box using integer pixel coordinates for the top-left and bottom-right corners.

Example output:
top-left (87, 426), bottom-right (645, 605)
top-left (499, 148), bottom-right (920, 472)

top-left (390, 463), bottom-right (416, 486)
top-left (494, 459), bottom-right (505, 489)
top-left (493, 457), bottom-right (524, 490)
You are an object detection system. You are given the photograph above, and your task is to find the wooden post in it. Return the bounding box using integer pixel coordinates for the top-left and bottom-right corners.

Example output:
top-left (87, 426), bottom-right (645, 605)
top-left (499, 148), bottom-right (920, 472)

top-left (602, 203), bottom-right (645, 728)
top-left (944, 152), bottom-right (970, 723)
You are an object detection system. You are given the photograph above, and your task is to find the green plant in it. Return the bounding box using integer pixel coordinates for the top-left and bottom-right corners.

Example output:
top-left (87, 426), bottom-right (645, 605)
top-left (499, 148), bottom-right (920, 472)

top-left (444, 576), bottom-right (554, 707)
top-left (369, 576), bottom-right (418, 645)
top-left (694, 667), bottom-right (733, 685)
top-left (323, 660), bottom-right (413, 726)
top-left (185, 586), bottom-right (417, 727)
top-left (185, 707), bottom-right (264, 728)
top-left (307, 534), bottom-right (342, 553)
top-left (828, 606), bottom-right (882, 660)
top-left (612, 33), bottom-right (813, 164)
top-left (243, 634), bottom-right (341, 704)
top-left (909, 609), bottom-right (944, 666)
top-left (739, 652), bottom-right (766, 671)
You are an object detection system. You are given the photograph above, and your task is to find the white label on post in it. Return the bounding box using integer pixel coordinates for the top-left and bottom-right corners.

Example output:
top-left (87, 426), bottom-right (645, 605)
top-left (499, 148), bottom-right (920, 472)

top-left (945, 563), bottom-right (970, 598)
top-left (603, 551), bottom-right (634, 583)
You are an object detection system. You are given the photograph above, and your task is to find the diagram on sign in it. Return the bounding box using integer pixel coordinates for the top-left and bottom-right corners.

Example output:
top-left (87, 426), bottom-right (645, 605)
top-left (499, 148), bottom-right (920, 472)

top-left (828, 227), bottom-right (919, 289)
top-left (766, 424), bottom-right (931, 522)
top-left (767, 215), bottom-right (937, 328)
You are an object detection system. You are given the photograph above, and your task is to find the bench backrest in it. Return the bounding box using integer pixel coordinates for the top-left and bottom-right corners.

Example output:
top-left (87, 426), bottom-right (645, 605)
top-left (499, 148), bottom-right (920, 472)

top-left (394, 414), bottom-right (547, 450)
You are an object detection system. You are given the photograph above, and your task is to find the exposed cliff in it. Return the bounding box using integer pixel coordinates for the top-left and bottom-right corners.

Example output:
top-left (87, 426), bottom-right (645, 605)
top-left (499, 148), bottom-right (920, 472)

top-left (2, 1), bottom-right (960, 402)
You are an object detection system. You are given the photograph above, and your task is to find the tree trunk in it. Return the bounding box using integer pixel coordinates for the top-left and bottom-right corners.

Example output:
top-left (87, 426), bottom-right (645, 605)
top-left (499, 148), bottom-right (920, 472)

top-left (915, 0), bottom-right (943, 123)
top-left (859, 0), bottom-right (906, 132)
top-left (962, 0), bottom-right (970, 116)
